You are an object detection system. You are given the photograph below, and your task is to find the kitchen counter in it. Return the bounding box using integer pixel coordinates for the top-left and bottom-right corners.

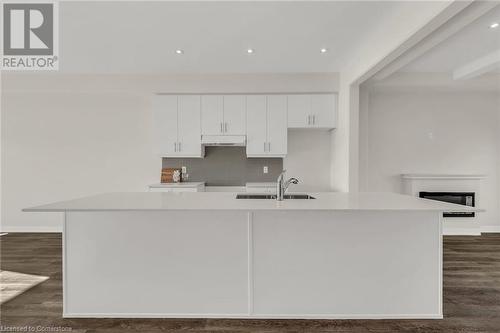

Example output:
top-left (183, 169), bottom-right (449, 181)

top-left (24, 191), bottom-right (469, 319)
top-left (24, 191), bottom-right (478, 212)
top-left (148, 182), bottom-right (205, 188)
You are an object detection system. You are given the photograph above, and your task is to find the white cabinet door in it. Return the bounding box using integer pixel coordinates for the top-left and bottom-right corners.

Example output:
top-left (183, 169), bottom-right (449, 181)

top-left (152, 95), bottom-right (178, 156)
top-left (311, 94), bottom-right (336, 128)
top-left (246, 95), bottom-right (267, 156)
top-left (267, 95), bottom-right (287, 156)
top-left (177, 95), bottom-right (202, 157)
top-left (287, 94), bottom-right (337, 129)
top-left (223, 95), bottom-right (246, 135)
top-left (287, 95), bottom-right (311, 128)
top-left (201, 95), bottom-right (224, 135)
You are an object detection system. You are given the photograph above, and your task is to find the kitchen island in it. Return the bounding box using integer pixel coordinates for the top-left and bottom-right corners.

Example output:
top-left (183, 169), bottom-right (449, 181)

top-left (24, 192), bottom-right (477, 319)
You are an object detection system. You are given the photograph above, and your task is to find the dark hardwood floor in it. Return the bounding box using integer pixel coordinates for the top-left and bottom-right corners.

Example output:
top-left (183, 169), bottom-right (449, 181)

top-left (1, 233), bottom-right (499, 333)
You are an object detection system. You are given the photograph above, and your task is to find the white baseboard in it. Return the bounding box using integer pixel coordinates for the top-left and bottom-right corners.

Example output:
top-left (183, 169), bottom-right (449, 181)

top-left (0, 226), bottom-right (62, 233)
top-left (443, 227), bottom-right (481, 236)
top-left (480, 226), bottom-right (500, 233)
top-left (63, 312), bottom-right (443, 319)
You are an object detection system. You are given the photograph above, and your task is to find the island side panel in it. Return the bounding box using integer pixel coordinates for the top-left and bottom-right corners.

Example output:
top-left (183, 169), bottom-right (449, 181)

top-left (251, 210), bottom-right (442, 319)
top-left (64, 211), bottom-right (249, 317)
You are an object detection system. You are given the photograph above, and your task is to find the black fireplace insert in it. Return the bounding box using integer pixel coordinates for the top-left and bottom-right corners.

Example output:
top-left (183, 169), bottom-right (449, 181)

top-left (419, 192), bottom-right (475, 218)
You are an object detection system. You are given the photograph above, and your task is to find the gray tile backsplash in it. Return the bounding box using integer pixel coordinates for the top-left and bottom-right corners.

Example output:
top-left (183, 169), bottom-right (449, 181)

top-left (162, 147), bottom-right (283, 186)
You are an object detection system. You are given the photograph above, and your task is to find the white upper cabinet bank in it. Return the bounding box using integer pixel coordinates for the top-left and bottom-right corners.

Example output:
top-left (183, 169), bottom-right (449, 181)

top-left (152, 93), bottom-right (337, 158)
top-left (287, 94), bottom-right (337, 129)
top-left (152, 95), bottom-right (204, 157)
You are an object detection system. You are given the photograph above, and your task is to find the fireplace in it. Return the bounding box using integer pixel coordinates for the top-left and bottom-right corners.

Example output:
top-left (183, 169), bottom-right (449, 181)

top-left (419, 192), bottom-right (475, 218)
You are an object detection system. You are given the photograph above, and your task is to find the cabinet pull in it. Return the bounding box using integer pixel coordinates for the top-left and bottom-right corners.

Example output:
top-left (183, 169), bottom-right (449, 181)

top-left (307, 115), bottom-right (310, 125)
top-left (264, 142), bottom-right (266, 152)
top-left (313, 115), bottom-right (316, 125)
top-left (268, 142), bottom-right (271, 152)
top-left (174, 142), bottom-right (177, 152)
top-left (220, 122), bottom-right (223, 133)
top-left (178, 142), bottom-right (181, 152)
top-left (225, 122), bottom-right (228, 133)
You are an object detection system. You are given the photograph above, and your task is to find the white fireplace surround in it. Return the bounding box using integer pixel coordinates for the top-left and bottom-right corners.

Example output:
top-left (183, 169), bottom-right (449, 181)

top-left (401, 174), bottom-right (486, 236)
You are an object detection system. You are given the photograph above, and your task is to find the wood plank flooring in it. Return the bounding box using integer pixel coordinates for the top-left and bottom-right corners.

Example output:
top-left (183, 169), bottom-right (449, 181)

top-left (1, 233), bottom-right (499, 332)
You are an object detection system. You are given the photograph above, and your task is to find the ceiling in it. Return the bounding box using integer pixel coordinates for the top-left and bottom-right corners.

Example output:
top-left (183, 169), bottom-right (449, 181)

top-left (402, 5), bottom-right (500, 73)
top-left (58, 1), bottom-right (434, 74)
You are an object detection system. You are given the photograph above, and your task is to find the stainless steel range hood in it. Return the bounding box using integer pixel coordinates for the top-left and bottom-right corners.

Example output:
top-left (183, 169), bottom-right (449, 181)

top-left (201, 135), bottom-right (246, 146)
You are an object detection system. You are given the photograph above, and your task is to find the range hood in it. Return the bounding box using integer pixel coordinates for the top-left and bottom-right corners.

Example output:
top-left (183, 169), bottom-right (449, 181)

top-left (201, 135), bottom-right (246, 146)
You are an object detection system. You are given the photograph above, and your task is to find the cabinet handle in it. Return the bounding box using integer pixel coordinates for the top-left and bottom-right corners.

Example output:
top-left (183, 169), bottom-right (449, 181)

top-left (264, 142), bottom-right (266, 152)
top-left (268, 142), bottom-right (271, 152)
top-left (313, 115), bottom-right (316, 125)
top-left (174, 142), bottom-right (177, 152)
top-left (225, 122), bottom-right (228, 133)
top-left (178, 142), bottom-right (181, 152)
top-left (307, 115), bottom-right (310, 125)
top-left (220, 122), bottom-right (223, 133)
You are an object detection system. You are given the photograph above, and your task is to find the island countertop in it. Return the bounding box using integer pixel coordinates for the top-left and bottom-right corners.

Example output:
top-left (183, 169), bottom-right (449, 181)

top-left (23, 192), bottom-right (480, 212)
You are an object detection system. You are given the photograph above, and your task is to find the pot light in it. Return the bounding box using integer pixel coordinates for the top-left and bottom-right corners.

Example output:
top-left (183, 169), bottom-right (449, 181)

top-left (320, 48), bottom-right (328, 53)
top-left (490, 22), bottom-right (499, 29)
top-left (175, 49), bottom-right (184, 55)
top-left (247, 48), bottom-right (254, 54)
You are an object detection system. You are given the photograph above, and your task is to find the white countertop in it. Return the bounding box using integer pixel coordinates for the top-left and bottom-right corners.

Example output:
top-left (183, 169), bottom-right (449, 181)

top-left (205, 186), bottom-right (246, 192)
top-left (149, 182), bottom-right (205, 188)
top-left (401, 174), bottom-right (486, 180)
top-left (23, 192), bottom-right (481, 212)
top-left (246, 182), bottom-right (277, 187)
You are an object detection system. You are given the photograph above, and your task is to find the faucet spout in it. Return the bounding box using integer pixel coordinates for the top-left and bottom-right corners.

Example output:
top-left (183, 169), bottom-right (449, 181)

top-left (276, 170), bottom-right (299, 201)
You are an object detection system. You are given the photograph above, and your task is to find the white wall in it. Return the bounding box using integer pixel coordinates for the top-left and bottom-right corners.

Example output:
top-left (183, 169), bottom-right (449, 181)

top-left (360, 89), bottom-right (500, 229)
top-left (1, 73), bottom-right (338, 231)
top-left (1, 92), bottom-right (158, 231)
top-left (2, 73), bottom-right (339, 94)
top-left (331, 1), bottom-right (465, 192)
top-left (498, 106), bottom-right (500, 231)
top-left (329, 78), bottom-right (352, 192)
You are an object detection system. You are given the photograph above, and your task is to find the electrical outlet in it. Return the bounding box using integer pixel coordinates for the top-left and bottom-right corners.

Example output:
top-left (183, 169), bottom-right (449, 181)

top-left (182, 166), bottom-right (187, 174)
top-left (263, 166), bottom-right (268, 174)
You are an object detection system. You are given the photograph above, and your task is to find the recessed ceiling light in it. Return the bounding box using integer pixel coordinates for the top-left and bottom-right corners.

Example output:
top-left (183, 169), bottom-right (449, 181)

top-left (247, 48), bottom-right (254, 54)
top-left (320, 48), bottom-right (328, 54)
top-left (490, 22), bottom-right (499, 29)
top-left (175, 49), bottom-right (184, 55)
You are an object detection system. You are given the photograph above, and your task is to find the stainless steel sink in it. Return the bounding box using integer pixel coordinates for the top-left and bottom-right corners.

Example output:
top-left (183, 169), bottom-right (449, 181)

top-left (236, 194), bottom-right (315, 200)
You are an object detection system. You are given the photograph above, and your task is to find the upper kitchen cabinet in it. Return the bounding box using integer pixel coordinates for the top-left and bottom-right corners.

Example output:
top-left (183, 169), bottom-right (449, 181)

top-left (177, 95), bottom-right (203, 156)
top-left (152, 95), bottom-right (203, 157)
top-left (223, 95), bottom-right (246, 135)
top-left (201, 95), bottom-right (246, 135)
top-left (287, 94), bottom-right (337, 129)
top-left (246, 95), bottom-right (287, 158)
top-left (200, 95), bottom-right (223, 135)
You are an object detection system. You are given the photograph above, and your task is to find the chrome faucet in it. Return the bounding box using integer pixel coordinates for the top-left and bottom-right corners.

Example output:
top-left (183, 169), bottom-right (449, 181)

top-left (276, 170), bottom-right (299, 201)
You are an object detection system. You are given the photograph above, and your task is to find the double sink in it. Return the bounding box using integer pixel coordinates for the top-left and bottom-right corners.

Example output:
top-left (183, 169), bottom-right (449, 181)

top-left (236, 194), bottom-right (316, 200)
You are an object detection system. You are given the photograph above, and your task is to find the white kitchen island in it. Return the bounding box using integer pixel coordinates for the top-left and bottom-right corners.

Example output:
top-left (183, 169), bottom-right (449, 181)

top-left (24, 192), bottom-right (477, 319)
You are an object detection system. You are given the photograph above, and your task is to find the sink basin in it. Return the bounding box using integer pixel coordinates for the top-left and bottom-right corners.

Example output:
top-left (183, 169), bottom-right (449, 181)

top-left (236, 194), bottom-right (316, 200)
top-left (284, 194), bottom-right (316, 199)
